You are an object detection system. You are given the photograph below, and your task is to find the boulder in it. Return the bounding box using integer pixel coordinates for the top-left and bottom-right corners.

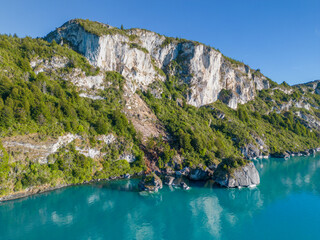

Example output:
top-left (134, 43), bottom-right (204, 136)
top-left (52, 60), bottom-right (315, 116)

top-left (180, 182), bottom-right (190, 190)
top-left (138, 173), bottom-right (163, 192)
top-left (215, 162), bottom-right (260, 188)
top-left (164, 176), bottom-right (175, 185)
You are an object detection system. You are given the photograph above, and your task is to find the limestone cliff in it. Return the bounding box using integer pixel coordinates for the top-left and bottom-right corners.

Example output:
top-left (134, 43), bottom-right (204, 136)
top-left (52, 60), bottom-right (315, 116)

top-left (45, 19), bottom-right (270, 109)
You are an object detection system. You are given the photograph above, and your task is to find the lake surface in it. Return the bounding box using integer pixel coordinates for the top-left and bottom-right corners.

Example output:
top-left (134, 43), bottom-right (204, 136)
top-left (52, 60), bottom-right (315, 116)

top-left (1, 155), bottom-right (320, 240)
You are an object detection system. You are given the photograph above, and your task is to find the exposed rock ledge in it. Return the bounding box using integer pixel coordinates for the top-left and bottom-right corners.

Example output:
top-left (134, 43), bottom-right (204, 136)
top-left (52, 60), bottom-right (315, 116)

top-left (214, 162), bottom-right (260, 188)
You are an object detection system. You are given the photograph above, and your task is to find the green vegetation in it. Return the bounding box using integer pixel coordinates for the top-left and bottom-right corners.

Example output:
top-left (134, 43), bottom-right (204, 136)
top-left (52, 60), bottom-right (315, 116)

top-left (140, 69), bottom-right (320, 173)
top-left (129, 43), bottom-right (149, 54)
top-left (0, 34), bottom-right (145, 197)
top-left (151, 58), bottom-right (166, 77)
top-left (160, 37), bottom-right (190, 48)
top-left (0, 34), bottom-right (98, 78)
top-left (223, 55), bottom-right (244, 67)
top-left (73, 19), bottom-right (128, 37)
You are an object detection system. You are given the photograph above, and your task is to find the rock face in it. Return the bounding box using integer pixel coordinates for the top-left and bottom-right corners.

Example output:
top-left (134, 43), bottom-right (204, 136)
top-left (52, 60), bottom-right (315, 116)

top-left (45, 19), bottom-right (270, 109)
top-left (241, 136), bottom-right (269, 159)
top-left (138, 173), bottom-right (163, 192)
top-left (215, 162), bottom-right (260, 188)
top-left (296, 111), bottom-right (320, 130)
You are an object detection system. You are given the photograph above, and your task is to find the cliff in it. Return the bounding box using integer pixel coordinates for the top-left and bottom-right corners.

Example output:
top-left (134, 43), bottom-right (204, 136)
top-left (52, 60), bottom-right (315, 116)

top-left (45, 19), bottom-right (269, 109)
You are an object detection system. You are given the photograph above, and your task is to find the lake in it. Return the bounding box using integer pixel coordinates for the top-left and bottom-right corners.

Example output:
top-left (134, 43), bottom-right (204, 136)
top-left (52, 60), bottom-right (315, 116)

top-left (1, 155), bottom-right (320, 240)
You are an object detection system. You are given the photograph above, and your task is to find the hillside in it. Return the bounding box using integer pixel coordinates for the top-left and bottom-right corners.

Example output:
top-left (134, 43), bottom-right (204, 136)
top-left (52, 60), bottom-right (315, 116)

top-left (0, 19), bottom-right (319, 198)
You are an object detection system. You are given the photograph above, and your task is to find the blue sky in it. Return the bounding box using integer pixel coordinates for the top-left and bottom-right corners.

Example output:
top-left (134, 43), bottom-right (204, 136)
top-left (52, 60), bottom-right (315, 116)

top-left (0, 0), bottom-right (319, 85)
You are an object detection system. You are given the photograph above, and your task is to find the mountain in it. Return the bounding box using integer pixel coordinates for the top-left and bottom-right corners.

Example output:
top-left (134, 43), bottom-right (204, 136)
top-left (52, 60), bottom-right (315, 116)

top-left (0, 19), bottom-right (319, 199)
top-left (45, 19), bottom-right (270, 109)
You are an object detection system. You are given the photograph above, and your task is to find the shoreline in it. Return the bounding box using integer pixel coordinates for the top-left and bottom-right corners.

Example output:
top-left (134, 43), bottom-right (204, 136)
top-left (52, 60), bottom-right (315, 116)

top-left (1, 150), bottom-right (319, 203)
top-left (0, 175), bottom-right (132, 203)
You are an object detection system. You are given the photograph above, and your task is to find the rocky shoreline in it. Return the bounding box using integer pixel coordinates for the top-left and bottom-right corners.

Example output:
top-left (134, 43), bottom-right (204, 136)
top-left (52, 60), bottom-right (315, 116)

top-left (138, 161), bottom-right (260, 192)
top-left (1, 149), bottom-right (318, 201)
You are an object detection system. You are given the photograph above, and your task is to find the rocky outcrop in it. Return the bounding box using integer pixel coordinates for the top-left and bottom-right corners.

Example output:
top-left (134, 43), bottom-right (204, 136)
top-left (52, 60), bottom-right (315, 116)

top-left (241, 136), bottom-right (269, 159)
top-left (138, 173), bottom-right (163, 192)
top-left (45, 19), bottom-right (270, 109)
top-left (215, 162), bottom-right (260, 188)
top-left (295, 111), bottom-right (320, 130)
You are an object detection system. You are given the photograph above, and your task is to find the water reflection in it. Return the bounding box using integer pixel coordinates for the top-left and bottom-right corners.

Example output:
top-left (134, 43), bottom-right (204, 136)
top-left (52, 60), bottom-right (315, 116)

top-left (1, 156), bottom-right (320, 240)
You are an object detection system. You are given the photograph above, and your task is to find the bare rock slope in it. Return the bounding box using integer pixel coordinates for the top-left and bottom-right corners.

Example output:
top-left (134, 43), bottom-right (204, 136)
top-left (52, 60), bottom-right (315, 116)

top-left (45, 19), bottom-right (270, 109)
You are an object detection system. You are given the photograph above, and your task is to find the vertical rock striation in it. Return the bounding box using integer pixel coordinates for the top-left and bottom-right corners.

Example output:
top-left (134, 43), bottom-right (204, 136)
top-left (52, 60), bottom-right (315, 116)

top-left (45, 19), bottom-right (270, 108)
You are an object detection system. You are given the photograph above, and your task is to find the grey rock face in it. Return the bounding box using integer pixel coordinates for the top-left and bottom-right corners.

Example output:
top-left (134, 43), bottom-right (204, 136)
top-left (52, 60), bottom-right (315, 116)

top-left (296, 111), bottom-right (320, 130)
top-left (46, 20), bottom-right (270, 109)
top-left (241, 135), bottom-right (269, 159)
top-left (241, 143), bottom-right (260, 159)
top-left (215, 162), bottom-right (260, 188)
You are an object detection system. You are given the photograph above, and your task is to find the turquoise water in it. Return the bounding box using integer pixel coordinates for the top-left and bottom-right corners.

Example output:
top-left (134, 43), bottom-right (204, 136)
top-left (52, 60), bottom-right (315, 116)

top-left (1, 156), bottom-right (320, 240)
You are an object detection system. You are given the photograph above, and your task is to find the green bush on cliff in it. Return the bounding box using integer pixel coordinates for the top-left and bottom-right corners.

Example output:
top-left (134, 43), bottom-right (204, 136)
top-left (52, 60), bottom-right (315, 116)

top-left (74, 19), bottom-right (127, 37)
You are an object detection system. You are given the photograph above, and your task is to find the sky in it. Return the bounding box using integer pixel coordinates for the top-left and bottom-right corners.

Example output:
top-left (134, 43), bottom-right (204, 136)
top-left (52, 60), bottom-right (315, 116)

top-left (0, 0), bottom-right (319, 85)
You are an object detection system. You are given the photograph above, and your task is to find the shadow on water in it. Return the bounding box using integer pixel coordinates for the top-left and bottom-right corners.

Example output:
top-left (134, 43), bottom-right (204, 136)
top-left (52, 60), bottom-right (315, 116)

top-left (92, 178), bottom-right (141, 193)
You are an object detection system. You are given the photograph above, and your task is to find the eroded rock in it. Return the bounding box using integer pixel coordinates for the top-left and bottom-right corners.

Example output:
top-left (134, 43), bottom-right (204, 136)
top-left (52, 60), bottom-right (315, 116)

top-left (215, 162), bottom-right (260, 188)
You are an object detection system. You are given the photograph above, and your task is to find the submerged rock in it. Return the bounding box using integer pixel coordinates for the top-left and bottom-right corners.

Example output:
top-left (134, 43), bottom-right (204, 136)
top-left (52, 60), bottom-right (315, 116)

top-left (180, 182), bottom-right (190, 190)
top-left (215, 162), bottom-right (260, 188)
top-left (138, 173), bottom-right (163, 192)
